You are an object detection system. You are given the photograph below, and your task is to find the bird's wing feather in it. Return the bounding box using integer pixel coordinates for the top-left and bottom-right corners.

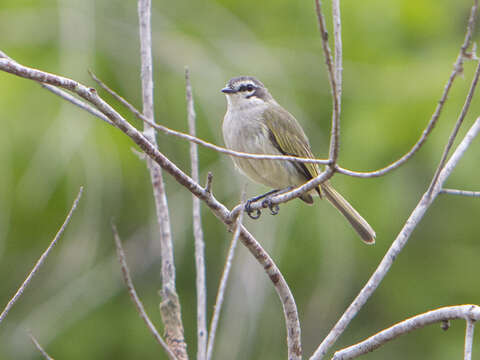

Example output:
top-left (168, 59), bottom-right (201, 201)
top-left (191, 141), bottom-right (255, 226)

top-left (262, 105), bottom-right (320, 180)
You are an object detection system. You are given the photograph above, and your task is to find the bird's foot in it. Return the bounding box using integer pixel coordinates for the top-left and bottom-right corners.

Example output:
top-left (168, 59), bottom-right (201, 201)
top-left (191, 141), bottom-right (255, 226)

top-left (262, 197), bottom-right (280, 215)
top-left (244, 189), bottom-right (286, 219)
top-left (245, 199), bottom-right (262, 219)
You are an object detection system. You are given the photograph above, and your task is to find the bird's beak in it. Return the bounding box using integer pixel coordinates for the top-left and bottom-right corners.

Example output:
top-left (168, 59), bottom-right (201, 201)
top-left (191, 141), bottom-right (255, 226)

top-left (221, 87), bottom-right (235, 94)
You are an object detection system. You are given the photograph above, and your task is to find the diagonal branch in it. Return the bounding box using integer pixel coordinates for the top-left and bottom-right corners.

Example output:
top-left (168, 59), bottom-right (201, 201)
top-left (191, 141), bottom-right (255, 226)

top-left (0, 187), bottom-right (83, 325)
top-left (0, 50), bottom-right (112, 126)
top-left (311, 117), bottom-right (480, 360)
top-left (0, 55), bottom-right (302, 360)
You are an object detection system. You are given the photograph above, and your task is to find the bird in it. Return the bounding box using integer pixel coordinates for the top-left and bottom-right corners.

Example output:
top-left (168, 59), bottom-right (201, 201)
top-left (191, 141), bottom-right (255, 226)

top-left (221, 75), bottom-right (376, 244)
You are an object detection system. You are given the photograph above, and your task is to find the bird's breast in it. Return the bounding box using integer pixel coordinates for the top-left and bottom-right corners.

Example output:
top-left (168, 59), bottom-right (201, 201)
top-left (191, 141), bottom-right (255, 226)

top-left (222, 106), bottom-right (306, 189)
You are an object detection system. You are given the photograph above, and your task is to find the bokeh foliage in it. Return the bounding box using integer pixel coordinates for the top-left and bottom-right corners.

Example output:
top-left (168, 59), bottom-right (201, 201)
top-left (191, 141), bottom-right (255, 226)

top-left (0, 0), bottom-right (479, 359)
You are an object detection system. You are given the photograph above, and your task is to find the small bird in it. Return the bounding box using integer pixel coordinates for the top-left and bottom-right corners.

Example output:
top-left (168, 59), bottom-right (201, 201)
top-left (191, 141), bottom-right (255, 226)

top-left (221, 76), bottom-right (376, 244)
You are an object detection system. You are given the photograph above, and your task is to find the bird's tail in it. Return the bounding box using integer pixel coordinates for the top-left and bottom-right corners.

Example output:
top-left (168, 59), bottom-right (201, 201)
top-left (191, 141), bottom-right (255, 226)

top-left (320, 182), bottom-right (376, 244)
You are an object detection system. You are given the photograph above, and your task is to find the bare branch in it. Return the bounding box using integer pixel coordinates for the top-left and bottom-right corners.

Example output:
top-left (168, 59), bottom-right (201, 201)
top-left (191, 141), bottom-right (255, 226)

top-left (207, 194), bottom-right (246, 360)
top-left (428, 58), bottom-right (480, 195)
top-left (311, 118), bottom-right (480, 360)
top-left (331, 0), bottom-right (342, 163)
top-left (137, 1), bottom-right (187, 358)
top-left (331, 305), bottom-right (480, 360)
top-left (335, 0), bottom-right (479, 179)
top-left (112, 223), bottom-right (178, 360)
top-left (0, 187), bottom-right (83, 324)
top-left (431, 117), bottom-right (480, 193)
top-left (185, 67), bottom-right (208, 360)
top-left (41, 83), bottom-right (114, 126)
top-left (440, 188), bottom-right (480, 197)
top-left (239, 227), bottom-right (302, 359)
top-left (28, 330), bottom-right (55, 360)
top-left (315, 0), bottom-right (340, 164)
top-left (204, 172), bottom-right (213, 194)
top-left (465, 319), bottom-right (476, 360)
top-left (0, 50), bottom-right (113, 126)
top-left (0, 55), bottom-right (301, 359)
top-left (332, 0), bottom-right (342, 100)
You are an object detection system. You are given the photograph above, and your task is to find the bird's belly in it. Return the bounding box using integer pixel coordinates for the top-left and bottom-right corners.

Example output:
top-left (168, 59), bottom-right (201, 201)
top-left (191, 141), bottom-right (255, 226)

top-left (223, 118), bottom-right (305, 189)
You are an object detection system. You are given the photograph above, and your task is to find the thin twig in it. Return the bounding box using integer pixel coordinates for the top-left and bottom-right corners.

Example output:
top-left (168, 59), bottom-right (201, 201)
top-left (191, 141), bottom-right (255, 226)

top-left (137, 1), bottom-right (187, 358)
top-left (0, 49), bottom-right (113, 126)
top-left (0, 187), bottom-right (83, 324)
top-left (206, 193), bottom-right (246, 360)
top-left (331, 0), bottom-right (342, 164)
top-left (440, 188), bottom-right (480, 197)
top-left (335, 0), bottom-right (479, 179)
top-left (0, 56), bottom-right (301, 360)
top-left (464, 319), bottom-right (475, 360)
top-left (185, 67), bottom-right (208, 360)
top-left (428, 58), bottom-right (480, 196)
top-left (315, 0), bottom-right (341, 165)
top-left (112, 223), bottom-right (178, 360)
top-left (331, 305), bottom-right (480, 360)
top-left (27, 330), bottom-right (55, 360)
top-left (41, 83), bottom-right (114, 126)
top-left (90, 70), bottom-right (330, 166)
top-left (204, 172), bottom-right (213, 194)
top-left (311, 118), bottom-right (480, 360)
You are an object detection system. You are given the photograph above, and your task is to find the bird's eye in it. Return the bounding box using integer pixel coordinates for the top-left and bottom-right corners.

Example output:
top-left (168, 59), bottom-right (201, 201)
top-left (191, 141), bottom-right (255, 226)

top-left (246, 84), bottom-right (254, 91)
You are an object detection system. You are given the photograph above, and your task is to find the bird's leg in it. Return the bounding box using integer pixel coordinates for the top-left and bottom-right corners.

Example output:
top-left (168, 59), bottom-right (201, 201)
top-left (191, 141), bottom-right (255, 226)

top-left (261, 186), bottom-right (294, 215)
top-left (245, 189), bottom-right (281, 219)
top-left (245, 187), bottom-right (293, 218)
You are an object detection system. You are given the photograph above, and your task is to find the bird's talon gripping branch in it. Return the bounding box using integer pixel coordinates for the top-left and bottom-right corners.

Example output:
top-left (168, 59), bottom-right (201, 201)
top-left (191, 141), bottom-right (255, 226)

top-left (262, 198), bottom-right (280, 215)
top-left (245, 199), bottom-right (262, 219)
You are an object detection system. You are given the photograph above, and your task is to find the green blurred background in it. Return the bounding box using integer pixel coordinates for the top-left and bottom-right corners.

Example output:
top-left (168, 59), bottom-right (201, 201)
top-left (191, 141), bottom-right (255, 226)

top-left (1, 0), bottom-right (479, 359)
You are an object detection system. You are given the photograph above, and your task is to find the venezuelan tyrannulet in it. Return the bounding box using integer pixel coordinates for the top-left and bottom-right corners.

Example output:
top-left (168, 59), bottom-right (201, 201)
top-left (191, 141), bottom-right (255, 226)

top-left (221, 76), bottom-right (375, 244)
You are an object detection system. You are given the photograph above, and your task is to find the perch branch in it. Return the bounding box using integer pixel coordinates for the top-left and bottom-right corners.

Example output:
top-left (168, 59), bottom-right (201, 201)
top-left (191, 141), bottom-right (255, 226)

top-left (0, 187), bottom-right (83, 324)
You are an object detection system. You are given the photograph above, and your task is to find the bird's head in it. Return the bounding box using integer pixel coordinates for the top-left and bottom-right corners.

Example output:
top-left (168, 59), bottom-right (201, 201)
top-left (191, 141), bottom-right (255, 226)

top-left (221, 76), bottom-right (274, 109)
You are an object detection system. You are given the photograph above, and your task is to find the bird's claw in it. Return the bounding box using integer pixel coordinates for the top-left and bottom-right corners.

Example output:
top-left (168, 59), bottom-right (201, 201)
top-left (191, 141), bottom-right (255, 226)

top-left (245, 199), bottom-right (262, 219)
top-left (262, 198), bottom-right (280, 215)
